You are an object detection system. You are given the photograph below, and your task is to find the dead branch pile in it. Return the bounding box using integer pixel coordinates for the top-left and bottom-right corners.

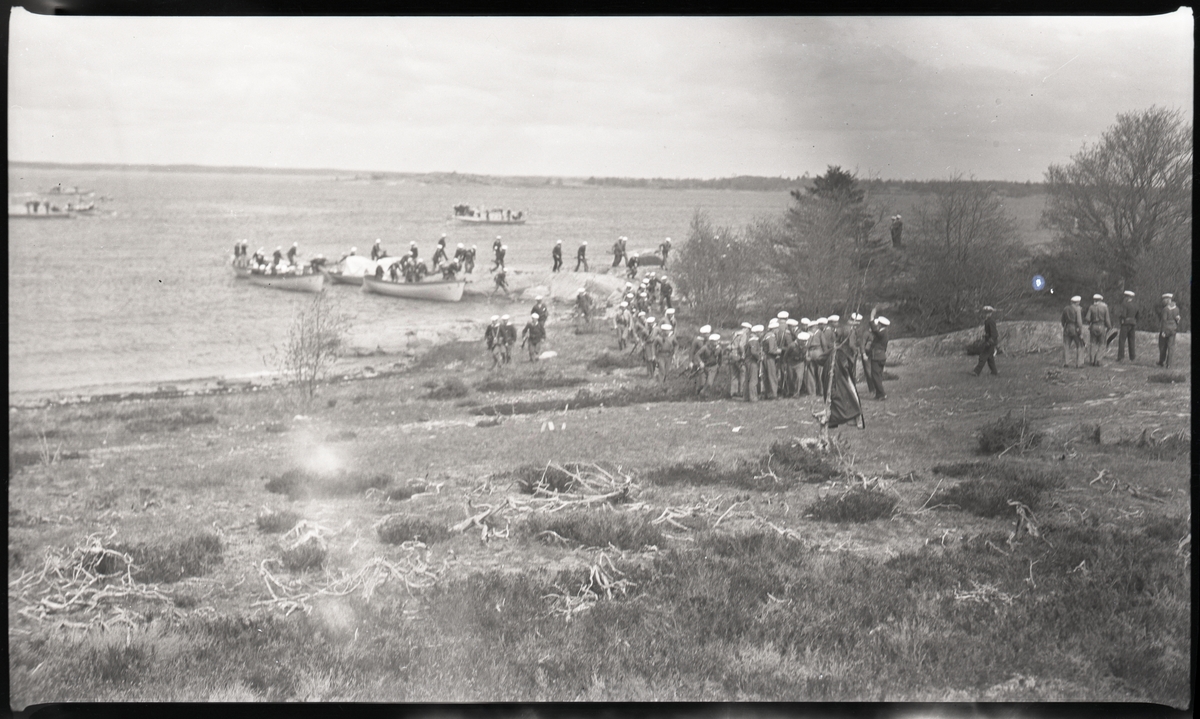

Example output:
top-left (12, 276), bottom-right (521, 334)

top-left (252, 540), bottom-right (446, 616)
top-left (643, 494), bottom-right (751, 532)
top-left (8, 530), bottom-right (176, 630)
top-left (952, 580), bottom-right (1021, 608)
top-left (542, 553), bottom-right (636, 621)
top-left (497, 463), bottom-right (638, 516)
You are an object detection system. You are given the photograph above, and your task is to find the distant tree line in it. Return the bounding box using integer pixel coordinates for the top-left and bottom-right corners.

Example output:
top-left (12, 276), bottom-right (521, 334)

top-left (584, 176), bottom-right (808, 191)
top-left (672, 107), bottom-right (1191, 336)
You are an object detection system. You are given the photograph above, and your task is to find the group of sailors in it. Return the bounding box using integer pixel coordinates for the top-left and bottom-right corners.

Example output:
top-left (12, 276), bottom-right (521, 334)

top-left (341, 235), bottom-right (477, 283)
top-left (612, 274), bottom-right (674, 322)
top-left (233, 240), bottom-right (324, 275)
top-left (1059, 290), bottom-right (1182, 370)
top-left (549, 236), bottom-right (672, 275)
top-left (614, 309), bottom-right (891, 430)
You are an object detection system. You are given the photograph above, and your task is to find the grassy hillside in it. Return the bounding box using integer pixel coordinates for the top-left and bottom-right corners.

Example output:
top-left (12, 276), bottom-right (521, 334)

top-left (8, 322), bottom-right (1189, 704)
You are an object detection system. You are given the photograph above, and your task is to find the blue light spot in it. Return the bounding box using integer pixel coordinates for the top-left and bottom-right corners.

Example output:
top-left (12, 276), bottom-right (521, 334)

top-left (1032, 275), bottom-right (1045, 291)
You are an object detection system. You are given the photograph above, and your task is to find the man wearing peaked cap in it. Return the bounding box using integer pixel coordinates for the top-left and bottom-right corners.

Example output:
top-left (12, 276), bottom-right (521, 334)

top-left (484, 315), bottom-right (505, 369)
top-left (972, 306), bottom-right (1000, 376)
top-left (1156, 292), bottom-right (1181, 368)
top-left (866, 315), bottom-right (890, 400)
top-left (728, 322), bottom-right (751, 398)
top-left (497, 314), bottom-right (517, 365)
top-left (763, 319), bottom-right (782, 399)
top-left (1061, 295), bottom-right (1085, 368)
top-left (1115, 290), bottom-right (1139, 363)
top-left (1084, 294), bottom-right (1112, 367)
top-left (689, 325), bottom-right (712, 372)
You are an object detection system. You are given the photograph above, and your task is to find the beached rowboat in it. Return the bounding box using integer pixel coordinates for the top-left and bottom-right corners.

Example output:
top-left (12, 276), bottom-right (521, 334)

top-left (362, 275), bottom-right (466, 302)
top-left (246, 272), bottom-right (324, 293)
top-left (320, 267), bottom-right (365, 285)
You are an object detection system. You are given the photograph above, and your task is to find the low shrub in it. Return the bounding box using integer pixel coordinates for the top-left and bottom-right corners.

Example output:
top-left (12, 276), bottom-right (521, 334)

top-left (376, 515), bottom-right (450, 545)
top-left (265, 469), bottom-right (391, 500)
top-left (411, 340), bottom-right (481, 371)
top-left (505, 464), bottom-right (583, 494)
top-left (124, 407), bottom-right (216, 434)
top-left (475, 372), bottom-right (589, 393)
top-left (256, 508), bottom-right (302, 533)
top-left (522, 510), bottom-right (663, 551)
top-left (1147, 371), bottom-right (1187, 384)
top-left (100, 532), bottom-right (223, 583)
top-left (1142, 514), bottom-right (1190, 544)
top-left (805, 488), bottom-right (897, 522)
top-left (976, 411), bottom-right (1041, 455)
top-left (767, 439), bottom-right (842, 482)
top-left (423, 377), bottom-right (471, 400)
top-left (933, 465), bottom-right (1060, 518)
top-left (641, 461), bottom-right (743, 487)
top-left (280, 537), bottom-right (327, 572)
top-left (587, 351), bottom-right (642, 372)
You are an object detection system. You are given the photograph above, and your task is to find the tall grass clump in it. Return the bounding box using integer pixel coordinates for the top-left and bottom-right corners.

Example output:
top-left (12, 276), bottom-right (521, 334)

top-left (1146, 371), bottom-right (1187, 384)
top-left (934, 464), bottom-right (1060, 518)
top-left (100, 532), bottom-right (223, 583)
top-left (256, 508), bottom-right (302, 534)
top-left (766, 439), bottom-right (843, 482)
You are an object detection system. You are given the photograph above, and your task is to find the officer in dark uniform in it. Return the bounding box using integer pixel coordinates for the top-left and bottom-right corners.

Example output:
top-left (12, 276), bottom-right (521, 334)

top-left (575, 242), bottom-right (588, 272)
top-left (867, 315), bottom-right (890, 400)
top-left (552, 240), bottom-right (563, 272)
top-left (972, 306), bottom-right (1000, 376)
top-left (484, 315), bottom-right (503, 369)
top-left (499, 315), bottom-right (517, 365)
top-left (659, 237), bottom-right (671, 268)
top-left (1115, 290), bottom-right (1139, 362)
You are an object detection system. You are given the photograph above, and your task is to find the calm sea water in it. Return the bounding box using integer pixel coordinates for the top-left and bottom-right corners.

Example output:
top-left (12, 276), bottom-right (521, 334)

top-left (8, 166), bottom-right (789, 397)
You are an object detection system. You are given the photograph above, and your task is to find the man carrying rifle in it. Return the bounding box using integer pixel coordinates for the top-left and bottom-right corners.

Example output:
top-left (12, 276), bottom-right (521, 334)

top-left (729, 322), bottom-right (751, 398)
top-left (744, 325), bottom-right (764, 402)
top-left (521, 313), bottom-right (545, 362)
top-left (697, 333), bottom-right (722, 397)
top-left (654, 323), bottom-right (678, 383)
top-left (499, 315), bottom-right (517, 365)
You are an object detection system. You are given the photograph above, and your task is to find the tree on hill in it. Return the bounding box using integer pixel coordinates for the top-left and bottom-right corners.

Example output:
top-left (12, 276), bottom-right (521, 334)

top-left (672, 210), bottom-right (768, 325)
top-left (802, 165), bottom-right (866, 204)
top-left (1041, 106), bottom-right (1192, 329)
top-left (901, 175), bottom-right (1029, 333)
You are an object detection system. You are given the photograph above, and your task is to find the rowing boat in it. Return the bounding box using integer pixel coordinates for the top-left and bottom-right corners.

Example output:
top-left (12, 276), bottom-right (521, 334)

top-left (362, 275), bottom-right (466, 302)
top-left (246, 271), bottom-right (324, 293)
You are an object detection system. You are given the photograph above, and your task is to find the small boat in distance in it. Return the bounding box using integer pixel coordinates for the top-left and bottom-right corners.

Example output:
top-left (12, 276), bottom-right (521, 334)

top-left (9, 187), bottom-right (97, 219)
top-left (362, 275), bottom-right (466, 302)
top-left (246, 270), bottom-right (324, 293)
top-left (453, 204), bottom-right (526, 225)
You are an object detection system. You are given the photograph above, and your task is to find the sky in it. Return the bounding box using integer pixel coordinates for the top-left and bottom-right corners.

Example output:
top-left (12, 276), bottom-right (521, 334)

top-left (7, 12), bottom-right (1194, 181)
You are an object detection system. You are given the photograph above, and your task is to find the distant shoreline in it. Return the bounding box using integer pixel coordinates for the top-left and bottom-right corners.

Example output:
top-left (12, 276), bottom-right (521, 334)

top-left (9, 160), bottom-right (1047, 193)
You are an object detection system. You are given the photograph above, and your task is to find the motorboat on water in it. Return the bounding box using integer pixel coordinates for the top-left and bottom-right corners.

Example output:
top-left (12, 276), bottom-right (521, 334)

top-left (453, 204), bottom-right (526, 225)
top-left (9, 187), bottom-right (97, 219)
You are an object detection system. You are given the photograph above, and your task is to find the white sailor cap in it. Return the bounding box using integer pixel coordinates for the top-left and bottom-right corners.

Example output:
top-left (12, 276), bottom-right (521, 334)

top-left (535, 295), bottom-right (543, 301)
top-left (828, 314), bottom-right (840, 322)
top-left (876, 317), bottom-right (890, 326)
top-left (490, 315), bottom-right (499, 321)
top-left (850, 313), bottom-right (863, 322)
top-left (646, 317), bottom-right (656, 324)
top-left (349, 247), bottom-right (356, 253)
top-left (666, 308), bottom-right (675, 314)
top-left (664, 237), bottom-right (671, 243)
top-left (700, 325), bottom-right (712, 334)
top-left (501, 314), bottom-right (510, 320)
top-left (276, 245), bottom-right (282, 250)
top-left (777, 311), bottom-right (789, 319)
top-left (556, 239), bottom-right (562, 243)
top-left (1092, 294), bottom-right (1102, 300)
top-left (787, 319), bottom-right (799, 326)
top-left (982, 306), bottom-right (995, 312)
top-left (1071, 295), bottom-right (1081, 302)
top-left (441, 233), bottom-right (447, 237)
top-left (798, 332), bottom-right (811, 340)
top-left (768, 319), bottom-right (779, 328)
top-left (496, 235), bottom-right (502, 239)
top-left (292, 242), bottom-right (298, 246)
top-left (661, 324), bottom-right (672, 331)
top-left (1162, 293), bottom-right (1174, 299)
top-left (741, 322), bottom-right (752, 329)
top-left (708, 334), bottom-right (721, 341)
top-left (531, 313), bottom-right (539, 318)
top-left (502, 245), bottom-right (508, 250)
top-left (660, 276), bottom-right (668, 281)
top-left (751, 325), bottom-right (764, 333)
top-left (817, 317), bottom-right (828, 325)
top-left (410, 241), bottom-right (417, 245)
top-left (619, 301), bottom-right (628, 307)
top-left (1123, 290), bottom-right (1134, 296)
top-left (800, 317), bottom-right (811, 325)
top-left (458, 243), bottom-right (464, 248)
top-left (577, 288), bottom-right (586, 294)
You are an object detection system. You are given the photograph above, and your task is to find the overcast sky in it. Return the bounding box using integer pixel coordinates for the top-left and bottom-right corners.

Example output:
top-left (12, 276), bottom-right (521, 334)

top-left (8, 12), bottom-right (1193, 181)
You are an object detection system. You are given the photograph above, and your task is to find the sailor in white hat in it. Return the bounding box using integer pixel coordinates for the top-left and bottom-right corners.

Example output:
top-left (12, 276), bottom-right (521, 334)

top-left (865, 315), bottom-right (891, 400)
top-left (575, 240), bottom-right (588, 271)
top-left (1084, 293), bottom-right (1112, 367)
top-left (1062, 295), bottom-right (1085, 368)
top-left (1157, 292), bottom-right (1181, 368)
top-left (551, 239), bottom-right (564, 272)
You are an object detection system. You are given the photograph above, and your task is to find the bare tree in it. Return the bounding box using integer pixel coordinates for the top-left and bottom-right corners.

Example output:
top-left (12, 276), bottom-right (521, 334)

top-left (272, 292), bottom-right (349, 404)
top-left (903, 176), bottom-right (1028, 333)
top-left (672, 210), bottom-right (768, 325)
top-left (1042, 106), bottom-right (1192, 290)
